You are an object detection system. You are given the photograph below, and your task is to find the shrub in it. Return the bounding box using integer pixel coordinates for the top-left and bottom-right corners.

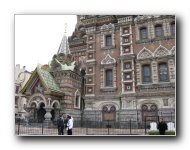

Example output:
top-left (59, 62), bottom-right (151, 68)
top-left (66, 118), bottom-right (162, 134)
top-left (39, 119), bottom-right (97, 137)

top-left (148, 131), bottom-right (175, 135)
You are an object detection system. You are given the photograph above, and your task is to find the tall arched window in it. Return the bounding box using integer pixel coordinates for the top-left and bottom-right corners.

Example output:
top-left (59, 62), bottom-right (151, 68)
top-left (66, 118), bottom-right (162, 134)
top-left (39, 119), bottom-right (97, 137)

top-left (155, 25), bottom-right (162, 37)
top-left (140, 28), bottom-right (147, 39)
top-left (75, 90), bottom-right (81, 108)
top-left (159, 63), bottom-right (168, 81)
top-left (106, 35), bottom-right (112, 46)
top-left (106, 70), bottom-right (112, 86)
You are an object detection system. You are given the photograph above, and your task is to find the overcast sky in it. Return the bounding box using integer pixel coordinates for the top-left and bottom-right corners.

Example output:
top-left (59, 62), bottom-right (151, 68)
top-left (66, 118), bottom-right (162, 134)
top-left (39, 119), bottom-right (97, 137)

top-left (15, 15), bottom-right (77, 72)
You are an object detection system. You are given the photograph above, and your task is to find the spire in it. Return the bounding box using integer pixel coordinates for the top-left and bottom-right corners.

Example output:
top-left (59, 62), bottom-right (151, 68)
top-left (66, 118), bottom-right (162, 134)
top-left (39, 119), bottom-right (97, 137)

top-left (57, 23), bottom-right (70, 54)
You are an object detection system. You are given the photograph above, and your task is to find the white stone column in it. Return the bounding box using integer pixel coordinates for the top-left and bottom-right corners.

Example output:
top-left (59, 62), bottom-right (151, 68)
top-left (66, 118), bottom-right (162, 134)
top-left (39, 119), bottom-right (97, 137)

top-left (151, 60), bottom-right (158, 83)
top-left (24, 107), bottom-right (32, 125)
top-left (136, 61), bottom-right (141, 85)
top-left (44, 107), bottom-right (53, 121)
top-left (168, 58), bottom-right (175, 82)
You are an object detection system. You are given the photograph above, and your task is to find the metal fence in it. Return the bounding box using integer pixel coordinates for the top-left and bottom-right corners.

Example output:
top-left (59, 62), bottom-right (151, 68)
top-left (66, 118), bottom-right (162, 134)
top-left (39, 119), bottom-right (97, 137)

top-left (15, 115), bottom-right (175, 136)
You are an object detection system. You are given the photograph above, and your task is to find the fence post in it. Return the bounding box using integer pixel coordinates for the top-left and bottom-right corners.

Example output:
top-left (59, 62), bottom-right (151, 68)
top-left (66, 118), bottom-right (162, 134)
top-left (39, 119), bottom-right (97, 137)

top-left (130, 119), bottom-right (131, 135)
top-left (42, 121), bottom-right (44, 135)
top-left (145, 116), bottom-right (146, 135)
top-left (18, 118), bottom-right (20, 135)
top-left (108, 120), bottom-right (109, 135)
top-left (86, 120), bottom-right (88, 135)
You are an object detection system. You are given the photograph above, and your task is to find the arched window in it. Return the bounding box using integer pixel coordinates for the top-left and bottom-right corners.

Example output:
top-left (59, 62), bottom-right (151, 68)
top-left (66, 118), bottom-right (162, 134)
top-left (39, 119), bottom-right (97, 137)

top-left (75, 90), bottom-right (81, 108)
top-left (106, 35), bottom-right (112, 46)
top-left (155, 25), bottom-right (162, 37)
top-left (171, 23), bottom-right (175, 34)
top-left (106, 70), bottom-right (112, 86)
top-left (159, 63), bottom-right (168, 81)
top-left (140, 28), bottom-right (147, 39)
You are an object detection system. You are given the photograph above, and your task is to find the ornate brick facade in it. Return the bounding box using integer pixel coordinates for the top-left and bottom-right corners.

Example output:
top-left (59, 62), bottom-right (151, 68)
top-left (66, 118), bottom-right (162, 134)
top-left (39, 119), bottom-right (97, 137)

top-left (68, 15), bottom-right (175, 122)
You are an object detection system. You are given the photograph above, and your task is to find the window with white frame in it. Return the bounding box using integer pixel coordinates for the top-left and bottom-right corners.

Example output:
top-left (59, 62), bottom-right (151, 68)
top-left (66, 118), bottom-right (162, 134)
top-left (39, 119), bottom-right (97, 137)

top-left (106, 35), bottom-right (112, 46)
top-left (140, 28), bottom-right (147, 39)
top-left (159, 63), bottom-right (168, 81)
top-left (143, 64), bottom-right (151, 82)
top-left (155, 25), bottom-right (162, 37)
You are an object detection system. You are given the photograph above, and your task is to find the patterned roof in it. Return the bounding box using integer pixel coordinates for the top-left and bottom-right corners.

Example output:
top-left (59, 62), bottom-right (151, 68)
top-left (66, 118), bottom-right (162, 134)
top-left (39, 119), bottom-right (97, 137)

top-left (37, 67), bottom-right (63, 94)
top-left (20, 67), bottom-right (64, 96)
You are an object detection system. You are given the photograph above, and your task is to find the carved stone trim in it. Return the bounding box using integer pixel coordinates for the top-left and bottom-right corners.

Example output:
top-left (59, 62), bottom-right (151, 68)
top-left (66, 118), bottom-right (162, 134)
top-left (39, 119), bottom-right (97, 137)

top-left (154, 45), bottom-right (169, 57)
top-left (137, 47), bottom-right (153, 60)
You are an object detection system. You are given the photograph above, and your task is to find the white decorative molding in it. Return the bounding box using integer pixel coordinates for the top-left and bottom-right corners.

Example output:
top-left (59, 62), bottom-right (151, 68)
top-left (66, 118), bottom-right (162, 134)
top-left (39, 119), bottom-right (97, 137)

top-left (100, 54), bottom-right (117, 90)
top-left (98, 102), bottom-right (119, 110)
top-left (148, 21), bottom-right (155, 39)
top-left (170, 46), bottom-right (175, 55)
top-left (151, 61), bottom-right (158, 83)
top-left (27, 93), bottom-right (47, 108)
top-left (168, 59), bottom-right (175, 82)
top-left (154, 45), bottom-right (169, 57)
top-left (163, 19), bottom-right (171, 36)
top-left (135, 25), bottom-right (139, 41)
top-left (51, 100), bottom-right (61, 109)
top-left (118, 16), bottom-right (132, 24)
top-left (101, 54), bottom-right (116, 65)
top-left (136, 62), bottom-right (141, 85)
top-left (137, 99), bottom-right (161, 109)
top-left (137, 47), bottom-right (153, 59)
top-left (100, 23), bottom-right (115, 48)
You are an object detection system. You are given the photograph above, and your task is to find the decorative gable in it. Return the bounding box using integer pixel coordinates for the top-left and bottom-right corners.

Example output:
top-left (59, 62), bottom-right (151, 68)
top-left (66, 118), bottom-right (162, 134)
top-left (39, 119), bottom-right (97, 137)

top-left (101, 54), bottom-right (116, 65)
top-left (137, 47), bottom-right (153, 59)
top-left (154, 45), bottom-right (169, 57)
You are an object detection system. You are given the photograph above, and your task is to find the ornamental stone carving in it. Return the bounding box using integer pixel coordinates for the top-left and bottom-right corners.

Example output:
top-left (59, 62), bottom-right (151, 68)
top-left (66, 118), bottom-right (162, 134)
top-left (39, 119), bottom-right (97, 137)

top-left (101, 23), bottom-right (115, 31)
top-left (154, 45), bottom-right (169, 57)
top-left (101, 54), bottom-right (116, 65)
top-left (137, 47), bottom-right (153, 59)
top-left (170, 46), bottom-right (175, 55)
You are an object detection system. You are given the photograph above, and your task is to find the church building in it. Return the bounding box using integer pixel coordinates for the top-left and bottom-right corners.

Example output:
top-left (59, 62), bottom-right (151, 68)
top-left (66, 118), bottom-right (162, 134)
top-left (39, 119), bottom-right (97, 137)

top-left (20, 15), bottom-right (175, 124)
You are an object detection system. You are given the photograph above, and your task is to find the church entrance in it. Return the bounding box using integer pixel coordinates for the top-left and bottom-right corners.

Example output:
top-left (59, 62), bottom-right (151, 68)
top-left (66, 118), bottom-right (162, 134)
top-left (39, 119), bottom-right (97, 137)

top-left (37, 103), bottom-right (46, 123)
top-left (141, 103), bottom-right (158, 121)
top-left (102, 106), bottom-right (116, 121)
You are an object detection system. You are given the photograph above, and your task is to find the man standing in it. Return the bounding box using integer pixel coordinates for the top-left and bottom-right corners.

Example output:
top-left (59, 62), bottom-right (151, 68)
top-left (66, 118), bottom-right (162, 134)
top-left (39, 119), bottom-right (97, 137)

top-left (67, 115), bottom-right (73, 135)
top-left (57, 114), bottom-right (64, 135)
top-left (157, 117), bottom-right (168, 135)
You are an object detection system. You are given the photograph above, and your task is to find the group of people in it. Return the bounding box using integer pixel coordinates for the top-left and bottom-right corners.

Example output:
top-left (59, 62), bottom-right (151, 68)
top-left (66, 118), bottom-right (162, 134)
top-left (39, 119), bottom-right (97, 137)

top-left (57, 114), bottom-right (73, 135)
top-left (57, 115), bottom-right (168, 135)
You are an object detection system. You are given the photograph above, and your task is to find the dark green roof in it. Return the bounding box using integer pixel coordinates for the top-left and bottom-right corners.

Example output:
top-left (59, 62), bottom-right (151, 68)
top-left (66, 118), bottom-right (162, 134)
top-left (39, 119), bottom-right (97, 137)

top-left (37, 67), bottom-right (63, 94)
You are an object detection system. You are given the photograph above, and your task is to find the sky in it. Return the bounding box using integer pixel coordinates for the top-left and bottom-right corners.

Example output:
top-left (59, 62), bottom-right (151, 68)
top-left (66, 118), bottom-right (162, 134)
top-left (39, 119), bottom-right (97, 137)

top-left (0, 0), bottom-right (189, 149)
top-left (15, 15), bottom-right (77, 72)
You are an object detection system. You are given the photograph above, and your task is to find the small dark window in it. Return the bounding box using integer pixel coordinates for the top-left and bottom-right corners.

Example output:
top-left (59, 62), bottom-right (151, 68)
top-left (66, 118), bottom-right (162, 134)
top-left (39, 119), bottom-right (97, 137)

top-left (171, 23), bottom-right (175, 34)
top-left (106, 36), bottom-right (112, 46)
top-left (15, 86), bottom-right (19, 94)
top-left (140, 28), bottom-right (147, 39)
top-left (143, 65), bottom-right (151, 82)
top-left (75, 96), bottom-right (79, 107)
top-left (159, 63), bottom-right (168, 81)
top-left (155, 25), bottom-right (162, 37)
top-left (106, 70), bottom-right (112, 86)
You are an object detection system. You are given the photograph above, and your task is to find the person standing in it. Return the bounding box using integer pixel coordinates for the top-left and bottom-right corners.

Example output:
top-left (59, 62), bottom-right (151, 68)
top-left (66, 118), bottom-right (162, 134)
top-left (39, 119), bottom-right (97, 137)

top-left (64, 114), bottom-right (69, 131)
top-left (157, 117), bottom-right (168, 135)
top-left (67, 115), bottom-right (73, 135)
top-left (57, 114), bottom-right (64, 135)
